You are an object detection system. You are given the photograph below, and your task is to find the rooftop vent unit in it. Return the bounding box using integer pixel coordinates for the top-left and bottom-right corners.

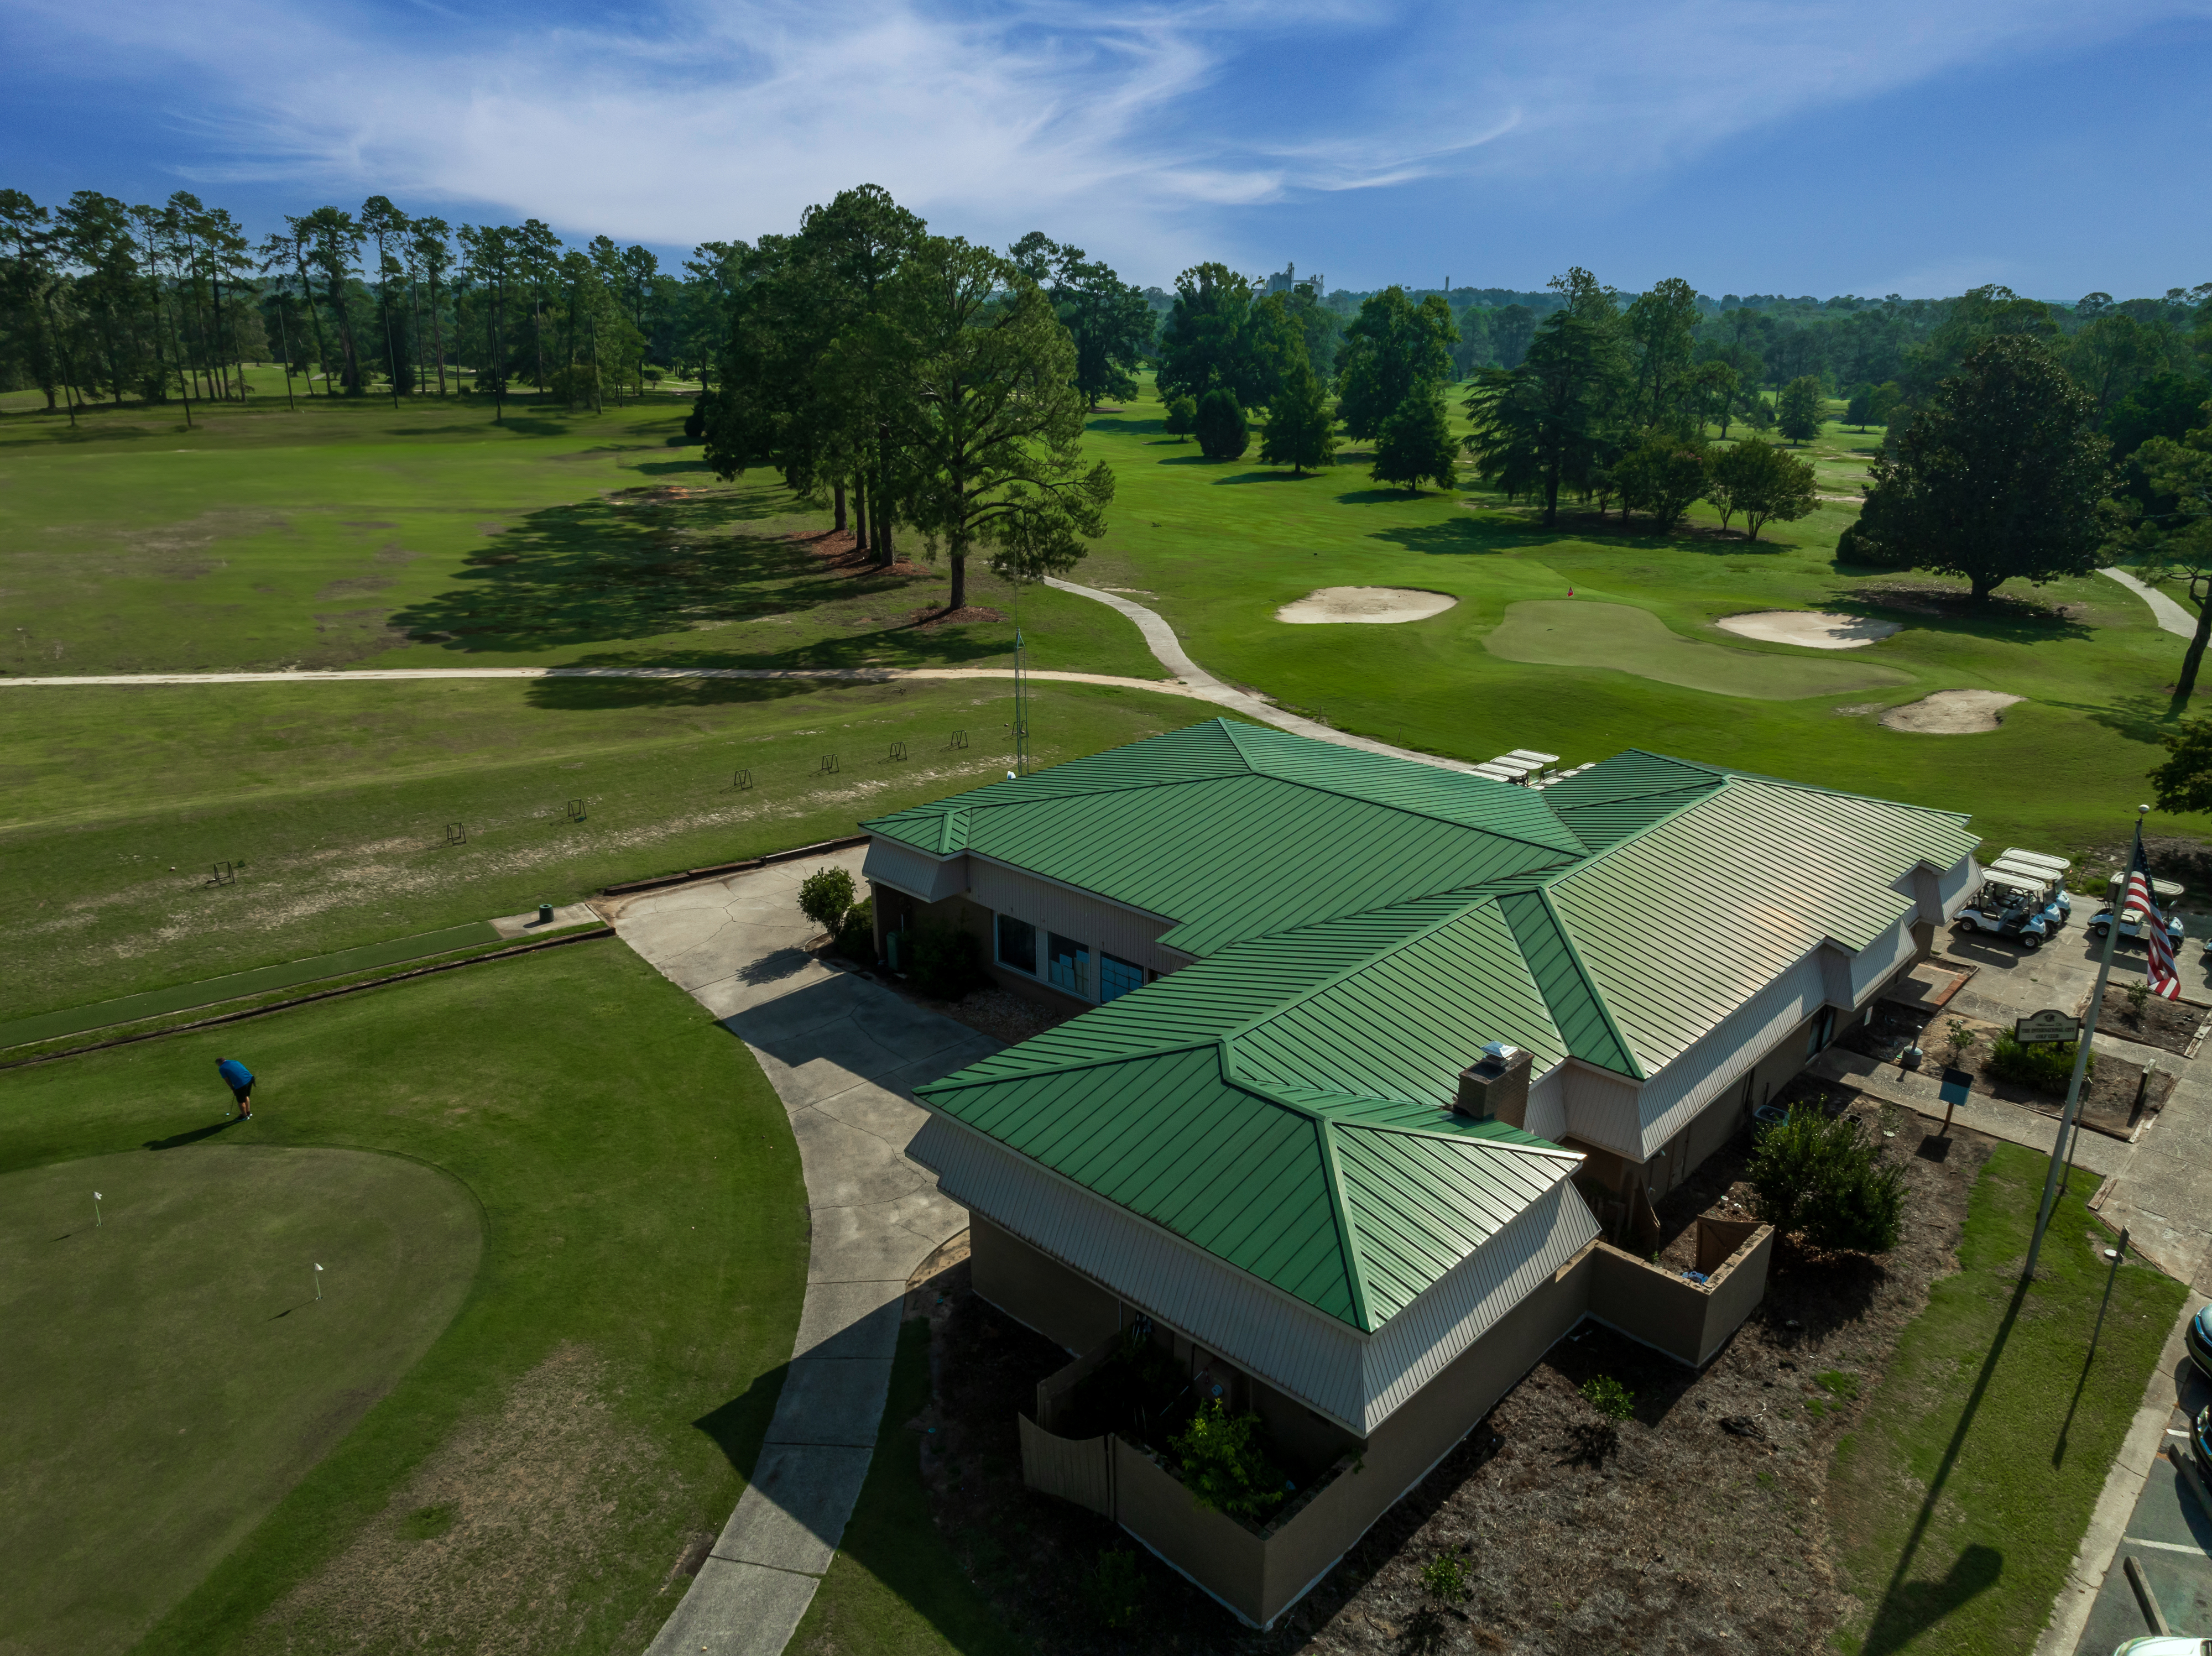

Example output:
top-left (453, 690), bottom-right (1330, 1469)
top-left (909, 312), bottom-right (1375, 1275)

top-left (1454, 1041), bottom-right (1531, 1127)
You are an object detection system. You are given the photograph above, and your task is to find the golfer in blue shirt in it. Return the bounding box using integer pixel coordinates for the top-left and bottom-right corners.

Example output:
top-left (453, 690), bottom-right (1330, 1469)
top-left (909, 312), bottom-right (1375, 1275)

top-left (216, 1058), bottom-right (255, 1119)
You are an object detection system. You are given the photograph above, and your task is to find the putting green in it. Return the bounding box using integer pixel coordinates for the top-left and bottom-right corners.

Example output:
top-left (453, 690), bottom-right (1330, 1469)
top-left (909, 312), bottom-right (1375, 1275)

top-left (1483, 599), bottom-right (1916, 701)
top-left (0, 1144), bottom-right (481, 1655)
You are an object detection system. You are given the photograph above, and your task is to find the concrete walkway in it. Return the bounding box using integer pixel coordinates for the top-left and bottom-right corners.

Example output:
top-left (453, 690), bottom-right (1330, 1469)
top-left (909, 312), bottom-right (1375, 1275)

top-left (611, 847), bottom-right (995, 1656)
top-left (2100, 567), bottom-right (2196, 638)
top-left (1045, 577), bottom-right (1491, 775)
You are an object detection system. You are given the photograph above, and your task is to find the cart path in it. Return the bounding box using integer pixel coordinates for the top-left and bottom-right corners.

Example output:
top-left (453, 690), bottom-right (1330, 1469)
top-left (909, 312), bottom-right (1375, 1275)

top-left (0, 587), bottom-right (1492, 775)
top-left (2100, 567), bottom-right (2195, 638)
top-left (615, 848), bottom-right (989, 1656)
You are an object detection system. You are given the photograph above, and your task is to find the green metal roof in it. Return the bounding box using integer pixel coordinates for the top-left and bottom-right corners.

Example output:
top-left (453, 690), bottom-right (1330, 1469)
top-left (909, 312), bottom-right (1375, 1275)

top-left (866, 720), bottom-right (1589, 954)
top-left (887, 723), bottom-right (1978, 1336)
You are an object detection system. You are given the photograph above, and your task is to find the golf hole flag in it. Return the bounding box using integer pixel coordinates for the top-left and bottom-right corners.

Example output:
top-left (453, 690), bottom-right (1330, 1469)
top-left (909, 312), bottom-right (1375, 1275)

top-left (2125, 830), bottom-right (2183, 1000)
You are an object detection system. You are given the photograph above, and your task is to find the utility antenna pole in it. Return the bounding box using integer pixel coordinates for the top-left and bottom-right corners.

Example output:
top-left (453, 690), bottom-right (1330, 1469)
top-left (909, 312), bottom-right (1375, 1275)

top-left (1013, 624), bottom-right (1029, 776)
top-left (2023, 805), bottom-right (2145, 1283)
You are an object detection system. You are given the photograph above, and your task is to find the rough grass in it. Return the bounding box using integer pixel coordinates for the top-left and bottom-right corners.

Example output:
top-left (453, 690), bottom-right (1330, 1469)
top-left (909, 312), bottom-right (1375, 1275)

top-left (0, 940), bottom-right (809, 1656)
top-left (1078, 383), bottom-right (2209, 859)
top-left (0, 1145), bottom-right (481, 1656)
top-left (1830, 1144), bottom-right (2186, 1655)
top-left (0, 677), bottom-right (1202, 1020)
top-left (0, 389), bottom-right (1157, 681)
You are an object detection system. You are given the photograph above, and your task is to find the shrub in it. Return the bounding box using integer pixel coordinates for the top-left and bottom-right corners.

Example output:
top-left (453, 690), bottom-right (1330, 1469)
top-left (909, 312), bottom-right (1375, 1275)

top-left (1580, 1375), bottom-right (1634, 1422)
top-left (1194, 388), bottom-right (1249, 461)
top-left (1164, 394), bottom-right (1198, 441)
top-left (797, 865), bottom-right (854, 934)
top-left (1083, 1549), bottom-right (1146, 1629)
top-left (1615, 432), bottom-right (1709, 531)
top-left (1420, 1551), bottom-right (1473, 1605)
top-left (1749, 1105), bottom-right (1907, 1252)
top-left (835, 896), bottom-right (874, 964)
top-left (1985, 1032), bottom-right (2091, 1093)
top-left (906, 918), bottom-right (983, 1000)
top-left (546, 363), bottom-right (599, 410)
top-left (1170, 1399), bottom-right (1286, 1524)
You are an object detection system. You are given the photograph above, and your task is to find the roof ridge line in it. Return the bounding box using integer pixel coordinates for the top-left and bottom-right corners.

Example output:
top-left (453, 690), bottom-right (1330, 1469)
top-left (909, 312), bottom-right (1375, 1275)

top-left (1222, 721), bottom-right (1589, 859)
top-left (1218, 895), bottom-right (1498, 1048)
top-left (1331, 1114), bottom-right (1585, 1161)
top-left (916, 1038), bottom-right (1222, 1095)
top-left (1633, 750), bottom-right (1973, 822)
top-left (1509, 885), bottom-right (1645, 1082)
top-left (1314, 1119), bottom-right (1375, 1334)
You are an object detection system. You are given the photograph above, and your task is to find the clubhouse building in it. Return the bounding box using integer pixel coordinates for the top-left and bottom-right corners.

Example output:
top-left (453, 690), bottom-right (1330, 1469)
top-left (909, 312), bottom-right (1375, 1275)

top-left (859, 720), bottom-right (1979, 1627)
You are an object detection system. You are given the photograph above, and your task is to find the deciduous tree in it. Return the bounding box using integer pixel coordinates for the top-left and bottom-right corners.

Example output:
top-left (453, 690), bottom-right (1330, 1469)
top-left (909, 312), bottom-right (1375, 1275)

top-left (1841, 336), bottom-right (2110, 600)
top-left (1194, 387), bottom-right (1249, 461)
top-left (1709, 439), bottom-right (1818, 541)
top-left (1776, 375), bottom-right (1824, 443)
top-left (1369, 384), bottom-right (1458, 493)
top-left (1613, 433), bottom-right (1707, 531)
top-left (1258, 358), bottom-right (1335, 476)
top-left (1335, 286), bottom-right (1455, 441)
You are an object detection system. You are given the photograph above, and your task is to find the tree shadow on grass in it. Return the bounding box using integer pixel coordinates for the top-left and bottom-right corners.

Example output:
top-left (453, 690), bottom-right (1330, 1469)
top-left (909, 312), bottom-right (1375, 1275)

top-left (2052, 692), bottom-right (2176, 747)
top-left (632, 458), bottom-right (714, 476)
top-left (1212, 469), bottom-right (1314, 484)
top-left (1086, 416), bottom-right (1161, 437)
top-left (1156, 453), bottom-right (1222, 467)
top-left (1858, 1273), bottom-right (2030, 1656)
top-left (1823, 578), bottom-right (2096, 646)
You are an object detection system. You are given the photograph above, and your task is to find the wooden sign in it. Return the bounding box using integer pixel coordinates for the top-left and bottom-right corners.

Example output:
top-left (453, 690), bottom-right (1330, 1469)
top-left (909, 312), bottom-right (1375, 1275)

top-left (2015, 1009), bottom-right (2081, 1044)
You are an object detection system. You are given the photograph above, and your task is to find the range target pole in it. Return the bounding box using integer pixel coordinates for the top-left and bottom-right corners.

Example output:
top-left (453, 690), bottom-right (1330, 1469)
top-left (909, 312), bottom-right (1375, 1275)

top-left (314, 1262), bottom-right (324, 1300)
top-left (94, 1190), bottom-right (102, 1228)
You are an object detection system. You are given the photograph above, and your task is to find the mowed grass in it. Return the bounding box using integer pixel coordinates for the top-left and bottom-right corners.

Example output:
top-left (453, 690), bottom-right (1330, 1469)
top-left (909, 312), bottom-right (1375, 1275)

top-left (0, 678), bottom-right (1204, 1021)
top-left (0, 940), bottom-right (809, 1656)
top-left (0, 1146), bottom-right (482, 1654)
top-left (1831, 1145), bottom-right (2186, 1656)
top-left (1486, 598), bottom-right (1914, 698)
top-left (1077, 385), bottom-right (2207, 856)
top-left (0, 389), bottom-right (1157, 681)
top-left (790, 1321), bottom-right (1024, 1656)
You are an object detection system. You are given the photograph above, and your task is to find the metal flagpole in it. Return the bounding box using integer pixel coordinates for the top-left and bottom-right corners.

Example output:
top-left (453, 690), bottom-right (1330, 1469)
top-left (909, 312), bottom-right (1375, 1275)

top-left (2022, 806), bottom-right (2146, 1286)
top-left (1013, 624), bottom-right (1029, 777)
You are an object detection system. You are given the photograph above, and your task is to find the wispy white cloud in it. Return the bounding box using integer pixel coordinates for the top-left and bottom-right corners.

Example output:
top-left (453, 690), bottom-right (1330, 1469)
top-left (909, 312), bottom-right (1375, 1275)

top-left (8, 0), bottom-right (2205, 280)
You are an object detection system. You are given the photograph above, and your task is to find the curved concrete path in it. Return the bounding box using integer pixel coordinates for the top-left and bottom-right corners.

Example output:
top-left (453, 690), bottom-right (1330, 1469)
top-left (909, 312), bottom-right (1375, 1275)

top-left (2099, 566), bottom-right (2195, 638)
top-left (612, 847), bottom-right (994, 1656)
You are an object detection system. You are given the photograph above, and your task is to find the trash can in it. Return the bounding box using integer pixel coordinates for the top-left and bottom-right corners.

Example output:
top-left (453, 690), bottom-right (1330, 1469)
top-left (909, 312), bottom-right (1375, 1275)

top-left (538, 902), bottom-right (554, 926)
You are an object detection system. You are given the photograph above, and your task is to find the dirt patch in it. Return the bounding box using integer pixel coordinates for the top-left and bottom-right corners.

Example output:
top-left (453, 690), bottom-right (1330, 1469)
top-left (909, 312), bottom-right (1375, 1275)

top-left (244, 1343), bottom-right (680, 1656)
top-left (915, 1111), bottom-right (1989, 1654)
top-left (2095, 985), bottom-right (2212, 1057)
top-left (1833, 702), bottom-right (1887, 716)
top-left (804, 531), bottom-right (935, 583)
top-left (1276, 586), bottom-right (1459, 625)
top-left (1880, 689), bottom-right (2023, 733)
top-left (907, 605), bottom-right (1005, 629)
top-left (1715, 610), bottom-right (1900, 650)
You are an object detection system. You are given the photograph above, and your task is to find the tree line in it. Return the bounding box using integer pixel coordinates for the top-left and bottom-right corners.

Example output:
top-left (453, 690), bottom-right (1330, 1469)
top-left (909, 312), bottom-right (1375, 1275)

top-left (0, 186), bottom-right (751, 424)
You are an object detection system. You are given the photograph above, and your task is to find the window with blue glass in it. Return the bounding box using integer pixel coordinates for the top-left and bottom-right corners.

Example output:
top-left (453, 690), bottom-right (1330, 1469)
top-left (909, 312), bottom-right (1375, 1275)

top-left (1099, 953), bottom-right (1144, 1004)
top-left (995, 913), bottom-right (1037, 974)
top-left (1046, 932), bottom-right (1089, 996)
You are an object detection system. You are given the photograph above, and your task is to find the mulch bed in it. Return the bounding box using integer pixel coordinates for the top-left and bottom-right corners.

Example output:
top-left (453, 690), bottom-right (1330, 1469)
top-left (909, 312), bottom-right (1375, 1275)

top-left (2096, 984), bottom-right (2212, 1057)
top-left (1838, 1002), bottom-right (2175, 1140)
top-left (911, 1106), bottom-right (1991, 1654)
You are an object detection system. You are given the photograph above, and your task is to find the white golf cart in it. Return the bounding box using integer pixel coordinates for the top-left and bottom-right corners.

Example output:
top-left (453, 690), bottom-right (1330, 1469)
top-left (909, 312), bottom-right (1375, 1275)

top-left (1987, 848), bottom-right (2073, 923)
top-left (2089, 869), bottom-right (2187, 946)
top-left (1954, 868), bottom-right (2062, 950)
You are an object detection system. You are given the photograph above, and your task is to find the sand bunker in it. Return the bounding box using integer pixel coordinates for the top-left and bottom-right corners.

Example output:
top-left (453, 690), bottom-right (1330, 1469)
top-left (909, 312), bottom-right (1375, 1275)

top-left (1277, 586), bottom-right (1459, 625)
top-left (1715, 610), bottom-right (1901, 650)
top-left (1880, 690), bottom-right (2024, 733)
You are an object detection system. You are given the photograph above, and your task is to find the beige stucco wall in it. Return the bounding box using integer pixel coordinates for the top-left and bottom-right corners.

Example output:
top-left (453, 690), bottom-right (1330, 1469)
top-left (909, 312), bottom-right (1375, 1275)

top-left (971, 1212), bottom-right (1123, 1355)
top-left (1584, 1223), bottom-right (1774, 1367)
top-left (1115, 1438), bottom-right (1269, 1618)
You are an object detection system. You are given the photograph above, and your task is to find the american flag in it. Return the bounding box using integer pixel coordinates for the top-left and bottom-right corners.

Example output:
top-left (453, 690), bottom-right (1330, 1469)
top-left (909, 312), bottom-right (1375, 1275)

top-left (2124, 834), bottom-right (2183, 1000)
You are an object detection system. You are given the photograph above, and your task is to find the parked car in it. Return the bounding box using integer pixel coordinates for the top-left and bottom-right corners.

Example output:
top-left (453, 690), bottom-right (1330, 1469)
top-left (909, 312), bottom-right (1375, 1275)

top-left (1954, 870), bottom-right (2060, 950)
top-left (2112, 1639), bottom-right (2212, 1654)
top-left (2187, 1305), bottom-right (2212, 1382)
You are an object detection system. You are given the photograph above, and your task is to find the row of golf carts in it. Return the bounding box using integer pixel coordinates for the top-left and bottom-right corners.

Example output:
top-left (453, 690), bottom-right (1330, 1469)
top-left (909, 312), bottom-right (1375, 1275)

top-left (1953, 848), bottom-right (2192, 954)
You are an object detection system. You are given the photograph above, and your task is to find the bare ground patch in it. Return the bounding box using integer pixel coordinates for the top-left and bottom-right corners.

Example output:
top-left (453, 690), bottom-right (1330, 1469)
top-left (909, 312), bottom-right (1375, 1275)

top-left (242, 1343), bottom-right (681, 1656)
top-left (1880, 690), bottom-right (2024, 733)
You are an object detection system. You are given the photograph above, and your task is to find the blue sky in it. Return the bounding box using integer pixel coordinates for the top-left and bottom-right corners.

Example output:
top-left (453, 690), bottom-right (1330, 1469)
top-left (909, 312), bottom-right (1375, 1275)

top-left (4, 0), bottom-right (2208, 299)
